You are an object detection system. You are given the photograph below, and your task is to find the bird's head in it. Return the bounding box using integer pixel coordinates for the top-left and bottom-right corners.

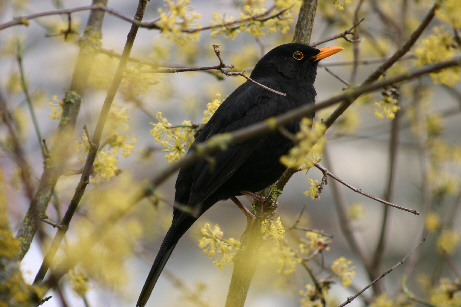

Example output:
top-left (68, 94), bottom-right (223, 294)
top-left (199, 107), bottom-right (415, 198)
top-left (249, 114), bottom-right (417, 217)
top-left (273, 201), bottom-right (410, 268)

top-left (250, 43), bottom-right (343, 84)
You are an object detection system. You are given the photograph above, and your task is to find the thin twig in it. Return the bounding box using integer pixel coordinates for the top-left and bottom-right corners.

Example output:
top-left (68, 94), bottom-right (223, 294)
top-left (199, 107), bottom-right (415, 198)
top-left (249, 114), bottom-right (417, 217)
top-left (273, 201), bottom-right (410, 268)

top-left (369, 96), bottom-right (402, 294)
top-left (339, 238), bottom-right (425, 307)
top-left (319, 55), bottom-right (414, 67)
top-left (324, 67), bottom-right (350, 86)
top-left (0, 4), bottom-right (289, 34)
top-left (440, 249), bottom-right (461, 281)
top-left (40, 218), bottom-right (64, 229)
top-left (314, 163), bottom-right (419, 215)
top-left (212, 45), bottom-right (287, 96)
top-left (311, 18), bottom-right (364, 47)
top-left (17, 41), bottom-right (45, 158)
top-left (350, 0), bottom-right (365, 84)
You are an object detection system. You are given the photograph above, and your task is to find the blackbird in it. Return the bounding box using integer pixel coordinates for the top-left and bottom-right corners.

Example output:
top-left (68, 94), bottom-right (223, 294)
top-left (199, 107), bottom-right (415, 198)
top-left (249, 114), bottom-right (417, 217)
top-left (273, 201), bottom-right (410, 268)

top-left (137, 43), bottom-right (342, 307)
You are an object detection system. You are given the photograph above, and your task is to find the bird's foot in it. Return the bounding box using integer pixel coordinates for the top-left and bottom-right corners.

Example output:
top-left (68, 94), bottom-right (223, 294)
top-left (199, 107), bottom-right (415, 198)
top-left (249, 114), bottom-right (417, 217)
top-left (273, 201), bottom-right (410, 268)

top-left (230, 196), bottom-right (255, 222)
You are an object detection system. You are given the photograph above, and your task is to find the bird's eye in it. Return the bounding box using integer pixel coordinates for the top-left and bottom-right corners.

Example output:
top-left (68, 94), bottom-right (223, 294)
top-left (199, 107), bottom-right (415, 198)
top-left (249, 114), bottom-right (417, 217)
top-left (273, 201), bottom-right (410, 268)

top-left (293, 51), bottom-right (304, 60)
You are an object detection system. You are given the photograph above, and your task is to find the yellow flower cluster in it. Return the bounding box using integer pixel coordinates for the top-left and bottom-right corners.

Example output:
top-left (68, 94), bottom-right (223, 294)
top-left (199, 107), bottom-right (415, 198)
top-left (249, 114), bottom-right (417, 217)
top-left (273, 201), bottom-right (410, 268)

top-left (280, 118), bottom-right (326, 169)
top-left (272, 244), bottom-right (301, 274)
top-left (370, 293), bottom-right (394, 307)
top-left (259, 217), bottom-right (301, 274)
top-left (347, 202), bottom-right (367, 220)
top-left (75, 105), bottom-right (136, 183)
top-left (437, 229), bottom-right (460, 255)
top-left (436, 0), bottom-right (461, 28)
top-left (274, 0), bottom-right (301, 9)
top-left (374, 96), bottom-right (400, 119)
top-left (304, 178), bottom-right (319, 199)
top-left (198, 223), bottom-right (241, 269)
top-left (329, 0), bottom-right (352, 11)
top-left (156, 0), bottom-right (201, 44)
top-left (299, 231), bottom-right (331, 257)
top-left (299, 284), bottom-right (323, 307)
top-left (415, 27), bottom-right (460, 87)
top-left (428, 169), bottom-right (460, 197)
top-left (203, 93), bottom-right (223, 123)
top-left (121, 67), bottom-right (154, 96)
top-left (331, 257), bottom-right (355, 288)
top-left (150, 112), bottom-right (195, 163)
top-left (48, 95), bottom-right (64, 120)
top-left (260, 216), bottom-right (285, 242)
top-left (68, 269), bottom-right (90, 297)
top-left (210, 5), bottom-right (295, 40)
top-left (430, 278), bottom-right (461, 306)
top-left (65, 175), bottom-right (143, 291)
top-left (428, 139), bottom-right (461, 167)
top-left (424, 211), bottom-right (440, 232)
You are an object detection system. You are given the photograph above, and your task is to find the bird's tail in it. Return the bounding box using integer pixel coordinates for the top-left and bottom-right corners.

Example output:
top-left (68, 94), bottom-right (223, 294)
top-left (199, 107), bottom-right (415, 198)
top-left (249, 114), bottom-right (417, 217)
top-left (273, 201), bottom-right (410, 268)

top-left (136, 219), bottom-right (192, 307)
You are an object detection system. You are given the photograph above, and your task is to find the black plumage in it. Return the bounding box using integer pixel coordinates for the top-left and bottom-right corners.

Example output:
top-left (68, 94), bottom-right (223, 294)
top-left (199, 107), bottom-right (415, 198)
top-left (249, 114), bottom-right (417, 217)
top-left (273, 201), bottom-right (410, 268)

top-left (137, 43), bottom-right (342, 307)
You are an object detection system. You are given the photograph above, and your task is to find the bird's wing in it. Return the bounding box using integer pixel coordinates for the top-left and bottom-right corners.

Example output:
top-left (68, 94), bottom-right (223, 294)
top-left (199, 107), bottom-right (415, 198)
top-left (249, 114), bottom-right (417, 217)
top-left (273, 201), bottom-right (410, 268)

top-left (183, 80), bottom-right (283, 210)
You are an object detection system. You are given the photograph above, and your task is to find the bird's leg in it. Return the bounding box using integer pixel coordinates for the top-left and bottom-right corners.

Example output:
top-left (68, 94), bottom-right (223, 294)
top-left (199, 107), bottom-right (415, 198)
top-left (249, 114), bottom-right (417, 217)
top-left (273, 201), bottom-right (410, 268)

top-left (241, 191), bottom-right (268, 217)
top-left (230, 196), bottom-right (255, 222)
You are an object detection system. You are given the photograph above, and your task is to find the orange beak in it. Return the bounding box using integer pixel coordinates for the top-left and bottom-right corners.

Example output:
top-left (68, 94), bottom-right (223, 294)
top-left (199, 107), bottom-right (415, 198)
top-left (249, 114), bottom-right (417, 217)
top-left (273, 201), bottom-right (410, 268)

top-left (311, 46), bottom-right (343, 61)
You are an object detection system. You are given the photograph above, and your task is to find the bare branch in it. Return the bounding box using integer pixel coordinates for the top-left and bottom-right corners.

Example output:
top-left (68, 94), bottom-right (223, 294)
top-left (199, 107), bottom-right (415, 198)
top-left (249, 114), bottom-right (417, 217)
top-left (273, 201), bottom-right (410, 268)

top-left (339, 239), bottom-right (426, 307)
top-left (324, 2), bottom-right (438, 128)
top-left (314, 163), bottom-right (419, 215)
top-left (311, 18), bottom-right (364, 47)
top-left (33, 0), bottom-right (148, 284)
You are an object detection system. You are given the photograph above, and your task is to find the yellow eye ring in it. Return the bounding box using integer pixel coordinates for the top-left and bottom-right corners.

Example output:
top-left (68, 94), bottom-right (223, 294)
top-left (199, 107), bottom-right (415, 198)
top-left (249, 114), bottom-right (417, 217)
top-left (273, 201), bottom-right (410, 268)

top-left (293, 51), bottom-right (304, 60)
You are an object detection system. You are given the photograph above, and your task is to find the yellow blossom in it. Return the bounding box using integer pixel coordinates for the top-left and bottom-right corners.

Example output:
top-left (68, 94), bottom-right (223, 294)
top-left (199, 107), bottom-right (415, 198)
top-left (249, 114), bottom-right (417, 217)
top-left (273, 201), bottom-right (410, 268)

top-left (331, 257), bottom-right (355, 288)
top-left (272, 245), bottom-right (301, 274)
top-left (48, 95), bottom-right (64, 120)
top-left (437, 229), bottom-right (460, 255)
top-left (415, 26), bottom-right (460, 86)
top-left (4, 71), bottom-right (22, 95)
top-left (198, 223), bottom-right (241, 269)
top-left (68, 269), bottom-right (90, 297)
top-left (260, 217), bottom-right (285, 242)
top-left (425, 211), bottom-right (440, 232)
top-left (121, 67), bottom-right (154, 96)
top-left (347, 202), bottom-right (367, 220)
top-left (330, 0), bottom-right (351, 11)
top-left (150, 112), bottom-right (195, 163)
top-left (63, 175), bottom-right (143, 291)
top-left (430, 278), bottom-right (461, 306)
top-left (299, 231), bottom-right (331, 256)
top-left (374, 96), bottom-right (400, 119)
top-left (417, 273), bottom-right (432, 292)
top-left (155, 0), bottom-right (201, 44)
top-left (304, 178), bottom-right (320, 199)
top-left (280, 118), bottom-right (326, 169)
top-left (203, 93), bottom-right (223, 123)
top-left (75, 105), bottom-right (136, 183)
top-left (436, 0), bottom-right (461, 28)
top-left (299, 284), bottom-right (324, 307)
top-left (370, 293), bottom-right (393, 307)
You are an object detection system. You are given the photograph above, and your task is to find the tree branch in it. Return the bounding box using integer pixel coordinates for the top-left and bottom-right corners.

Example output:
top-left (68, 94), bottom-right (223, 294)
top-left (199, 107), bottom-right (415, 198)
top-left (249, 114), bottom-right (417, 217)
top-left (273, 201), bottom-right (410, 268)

top-left (324, 2), bottom-right (438, 128)
top-left (33, 0), bottom-right (146, 283)
top-left (15, 0), bottom-right (109, 261)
